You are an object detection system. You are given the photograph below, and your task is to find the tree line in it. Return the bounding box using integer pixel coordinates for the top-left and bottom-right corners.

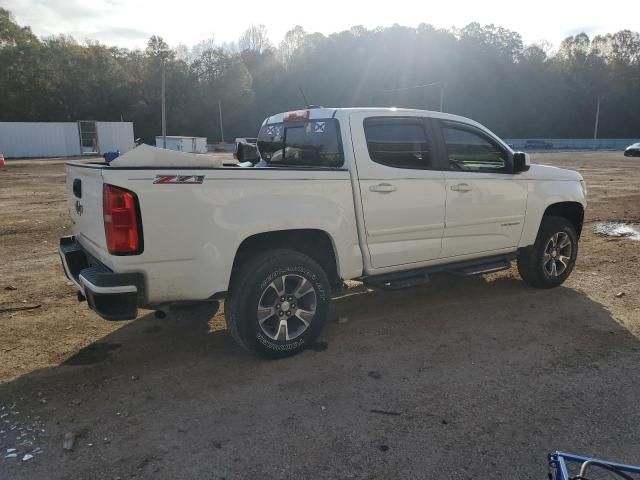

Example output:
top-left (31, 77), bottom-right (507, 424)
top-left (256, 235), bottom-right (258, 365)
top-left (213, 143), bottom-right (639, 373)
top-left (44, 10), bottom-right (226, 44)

top-left (1, 8), bottom-right (639, 142)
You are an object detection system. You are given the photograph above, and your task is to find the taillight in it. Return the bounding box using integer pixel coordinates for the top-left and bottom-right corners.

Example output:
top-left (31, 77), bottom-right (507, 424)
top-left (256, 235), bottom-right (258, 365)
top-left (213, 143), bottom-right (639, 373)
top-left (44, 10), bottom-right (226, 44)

top-left (283, 110), bottom-right (310, 122)
top-left (103, 184), bottom-right (142, 255)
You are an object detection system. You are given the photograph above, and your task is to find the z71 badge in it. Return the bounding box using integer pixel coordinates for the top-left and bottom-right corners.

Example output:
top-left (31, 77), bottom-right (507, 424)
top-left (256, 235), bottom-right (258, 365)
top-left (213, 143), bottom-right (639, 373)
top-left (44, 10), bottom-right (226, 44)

top-left (153, 175), bottom-right (205, 184)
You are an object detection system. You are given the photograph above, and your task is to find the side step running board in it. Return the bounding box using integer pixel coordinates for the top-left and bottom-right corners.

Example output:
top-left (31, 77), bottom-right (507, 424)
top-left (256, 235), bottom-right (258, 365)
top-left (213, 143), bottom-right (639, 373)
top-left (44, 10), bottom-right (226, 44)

top-left (448, 259), bottom-right (512, 277)
top-left (366, 271), bottom-right (430, 291)
top-left (364, 253), bottom-right (516, 291)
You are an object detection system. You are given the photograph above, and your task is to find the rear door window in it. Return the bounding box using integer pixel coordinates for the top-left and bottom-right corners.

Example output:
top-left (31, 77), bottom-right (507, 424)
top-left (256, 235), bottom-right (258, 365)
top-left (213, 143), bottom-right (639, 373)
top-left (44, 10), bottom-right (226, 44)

top-left (363, 117), bottom-right (432, 169)
top-left (257, 119), bottom-right (343, 167)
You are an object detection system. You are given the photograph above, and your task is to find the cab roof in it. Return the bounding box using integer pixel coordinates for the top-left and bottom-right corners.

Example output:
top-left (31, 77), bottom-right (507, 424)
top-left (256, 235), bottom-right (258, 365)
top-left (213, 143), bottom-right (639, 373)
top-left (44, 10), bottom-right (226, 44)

top-left (262, 107), bottom-right (484, 130)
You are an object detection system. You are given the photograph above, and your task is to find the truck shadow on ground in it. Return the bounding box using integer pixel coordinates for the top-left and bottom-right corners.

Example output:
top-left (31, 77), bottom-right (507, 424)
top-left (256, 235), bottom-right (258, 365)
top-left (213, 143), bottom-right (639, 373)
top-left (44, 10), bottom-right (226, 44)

top-left (2, 273), bottom-right (640, 479)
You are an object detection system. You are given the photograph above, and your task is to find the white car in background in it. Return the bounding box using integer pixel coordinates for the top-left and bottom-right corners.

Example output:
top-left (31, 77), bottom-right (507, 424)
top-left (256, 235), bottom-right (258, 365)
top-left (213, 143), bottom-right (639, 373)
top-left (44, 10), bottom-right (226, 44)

top-left (624, 142), bottom-right (640, 157)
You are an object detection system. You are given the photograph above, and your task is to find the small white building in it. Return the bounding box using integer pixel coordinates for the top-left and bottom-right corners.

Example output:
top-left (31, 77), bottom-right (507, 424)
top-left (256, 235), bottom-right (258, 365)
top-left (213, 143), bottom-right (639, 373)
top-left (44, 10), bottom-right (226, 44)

top-left (0, 121), bottom-right (134, 158)
top-left (156, 136), bottom-right (207, 154)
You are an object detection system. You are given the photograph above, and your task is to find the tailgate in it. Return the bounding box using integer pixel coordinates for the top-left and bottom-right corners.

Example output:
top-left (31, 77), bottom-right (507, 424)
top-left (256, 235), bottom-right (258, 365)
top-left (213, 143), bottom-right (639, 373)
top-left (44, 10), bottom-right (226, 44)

top-left (65, 164), bottom-right (108, 254)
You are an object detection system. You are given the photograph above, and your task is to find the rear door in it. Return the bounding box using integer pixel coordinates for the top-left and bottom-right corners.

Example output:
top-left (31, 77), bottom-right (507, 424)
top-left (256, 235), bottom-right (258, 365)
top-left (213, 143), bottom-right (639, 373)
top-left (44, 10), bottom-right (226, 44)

top-left (434, 120), bottom-right (528, 258)
top-left (349, 112), bottom-right (446, 269)
top-left (66, 164), bottom-right (107, 252)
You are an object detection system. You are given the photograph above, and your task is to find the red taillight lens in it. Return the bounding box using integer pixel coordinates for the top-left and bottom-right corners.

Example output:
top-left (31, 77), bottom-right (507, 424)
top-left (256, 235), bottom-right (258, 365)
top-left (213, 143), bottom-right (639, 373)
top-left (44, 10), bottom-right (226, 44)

top-left (103, 184), bottom-right (142, 255)
top-left (283, 110), bottom-right (310, 122)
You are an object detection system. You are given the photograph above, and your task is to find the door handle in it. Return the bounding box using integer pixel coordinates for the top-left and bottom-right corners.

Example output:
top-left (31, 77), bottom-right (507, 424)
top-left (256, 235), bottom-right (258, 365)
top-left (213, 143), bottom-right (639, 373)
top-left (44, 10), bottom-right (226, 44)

top-left (73, 179), bottom-right (82, 198)
top-left (450, 183), bottom-right (472, 192)
top-left (369, 183), bottom-right (397, 193)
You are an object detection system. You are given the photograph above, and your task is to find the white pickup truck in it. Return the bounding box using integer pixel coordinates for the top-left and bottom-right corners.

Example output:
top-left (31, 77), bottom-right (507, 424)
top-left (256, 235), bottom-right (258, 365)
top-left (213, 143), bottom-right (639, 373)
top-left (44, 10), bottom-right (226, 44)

top-left (60, 107), bottom-right (586, 358)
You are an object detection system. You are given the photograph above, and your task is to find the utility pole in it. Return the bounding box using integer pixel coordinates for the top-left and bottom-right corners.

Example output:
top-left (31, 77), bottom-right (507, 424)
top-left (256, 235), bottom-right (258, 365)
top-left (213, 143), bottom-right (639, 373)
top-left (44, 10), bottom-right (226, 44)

top-left (218, 99), bottom-right (225, 143)
top-left (161, 58), bottom-right (167, 149)
top-left (593, 96), bottom-right (601, 142)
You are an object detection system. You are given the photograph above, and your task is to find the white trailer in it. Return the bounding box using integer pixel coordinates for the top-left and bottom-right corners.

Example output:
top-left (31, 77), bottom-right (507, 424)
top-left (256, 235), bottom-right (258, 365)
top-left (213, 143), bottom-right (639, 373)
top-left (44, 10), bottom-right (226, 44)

top-left (155, 136), bottom-right (207, 154)
top-left (0, 121), bottom-right (134, 158)
top-left (0, 122), bottom-right (81, 158)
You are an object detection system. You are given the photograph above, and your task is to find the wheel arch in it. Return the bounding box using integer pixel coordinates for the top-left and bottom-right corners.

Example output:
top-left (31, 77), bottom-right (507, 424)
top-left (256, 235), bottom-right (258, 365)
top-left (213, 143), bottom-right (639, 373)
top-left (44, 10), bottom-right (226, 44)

top-left (230, 229), bottom-right (341, 292)
top-left (542, 201), bottom-right (585, 238)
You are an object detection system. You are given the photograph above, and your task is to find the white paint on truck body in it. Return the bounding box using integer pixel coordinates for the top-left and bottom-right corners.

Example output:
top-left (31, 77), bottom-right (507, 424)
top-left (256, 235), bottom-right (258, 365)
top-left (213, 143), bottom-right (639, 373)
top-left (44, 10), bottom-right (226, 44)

top-left (65, 107), bottom-right (586, 304)
top-left (72, 166), bottom-right (362, 302)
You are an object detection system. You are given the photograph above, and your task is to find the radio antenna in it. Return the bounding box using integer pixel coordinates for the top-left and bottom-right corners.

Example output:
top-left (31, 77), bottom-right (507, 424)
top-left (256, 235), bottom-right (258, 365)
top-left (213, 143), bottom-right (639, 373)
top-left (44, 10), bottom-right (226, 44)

top-left (298, 86), bottom-right (311, 108)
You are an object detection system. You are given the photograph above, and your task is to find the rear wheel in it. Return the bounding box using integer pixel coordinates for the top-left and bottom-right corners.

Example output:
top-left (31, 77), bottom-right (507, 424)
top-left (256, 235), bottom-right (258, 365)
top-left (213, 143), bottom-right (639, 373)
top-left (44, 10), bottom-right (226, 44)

top-left (224, 249), bottom-right (331, 358)
top-left (517, 216), bottom-right (578, 289)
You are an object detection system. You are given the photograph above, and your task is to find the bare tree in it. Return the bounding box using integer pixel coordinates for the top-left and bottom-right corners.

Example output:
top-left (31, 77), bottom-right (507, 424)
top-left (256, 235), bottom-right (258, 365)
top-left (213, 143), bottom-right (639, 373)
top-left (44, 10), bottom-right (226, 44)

top-left (239, 24), bottom-right (271, 53)
top-left (278, 25), bottom-right (306, 63)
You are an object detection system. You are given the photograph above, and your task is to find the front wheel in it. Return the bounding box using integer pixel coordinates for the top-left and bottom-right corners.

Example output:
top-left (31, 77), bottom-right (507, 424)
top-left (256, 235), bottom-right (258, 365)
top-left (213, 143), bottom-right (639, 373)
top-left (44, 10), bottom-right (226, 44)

top-left (517, 216), bottom-right (578, 289)
top-left (224, 249), bottom-right (331, 358)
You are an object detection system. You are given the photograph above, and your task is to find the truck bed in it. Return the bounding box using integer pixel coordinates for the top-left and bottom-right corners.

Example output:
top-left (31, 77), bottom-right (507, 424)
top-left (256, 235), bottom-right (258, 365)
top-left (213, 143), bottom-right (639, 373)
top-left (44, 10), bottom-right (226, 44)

top-left (65, 162), bottom-right (363, 304)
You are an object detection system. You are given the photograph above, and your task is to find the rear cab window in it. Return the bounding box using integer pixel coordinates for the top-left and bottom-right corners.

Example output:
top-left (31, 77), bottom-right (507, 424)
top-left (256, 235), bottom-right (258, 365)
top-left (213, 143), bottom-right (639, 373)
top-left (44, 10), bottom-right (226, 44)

top-left (257, 118), bottom-right (343, 168)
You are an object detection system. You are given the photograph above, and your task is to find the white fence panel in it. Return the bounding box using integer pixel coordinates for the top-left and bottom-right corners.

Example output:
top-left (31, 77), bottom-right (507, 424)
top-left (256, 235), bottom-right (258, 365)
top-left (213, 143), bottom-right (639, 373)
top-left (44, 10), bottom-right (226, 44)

top-left (0, 122), bottom-right (81, 158)
top-left (505, 138), bottom-right (639, 150)
top-left (96, 122), bottom-right (135, 154)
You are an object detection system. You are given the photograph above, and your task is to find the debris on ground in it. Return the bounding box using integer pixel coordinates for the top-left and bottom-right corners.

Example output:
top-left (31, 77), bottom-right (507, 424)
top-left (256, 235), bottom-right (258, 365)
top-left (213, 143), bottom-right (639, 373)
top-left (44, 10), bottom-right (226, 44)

top-left (0, 404), bottom-right (46, 463)
top-left (63, 432), bottom-right (77, 451)
top-left (338, 315), bottom-right (349, 324)
top-left (615, 292), bottom-right (626, 298)
top-left (0, 304), bottom-right (41, 314)
top-left (594, 222), bottom-right (640, 240)
top-left (370, 409), bottom-right (401, 416)
top-left (4, 285), bottom-right (17, 290)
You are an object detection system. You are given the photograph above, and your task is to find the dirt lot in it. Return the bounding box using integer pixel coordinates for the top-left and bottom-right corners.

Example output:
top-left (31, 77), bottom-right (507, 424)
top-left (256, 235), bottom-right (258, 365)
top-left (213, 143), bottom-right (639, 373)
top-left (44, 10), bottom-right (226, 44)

top-left (0, 152), bottom-right (639, 479)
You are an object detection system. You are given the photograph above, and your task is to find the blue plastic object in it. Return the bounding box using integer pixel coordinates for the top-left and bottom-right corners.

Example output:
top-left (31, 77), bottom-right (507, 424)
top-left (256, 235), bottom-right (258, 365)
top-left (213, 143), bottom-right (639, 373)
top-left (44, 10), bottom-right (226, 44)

top-left (549, 451), bottom-right (640, 479)
top-left (103, 151), bottom-right (120, 164)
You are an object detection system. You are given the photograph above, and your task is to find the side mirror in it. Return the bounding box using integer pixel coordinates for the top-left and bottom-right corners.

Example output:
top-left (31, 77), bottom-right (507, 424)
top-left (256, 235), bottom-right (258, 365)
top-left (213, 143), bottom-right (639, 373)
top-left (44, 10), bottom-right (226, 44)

top-left (512, 151), bottom-right (530, 173)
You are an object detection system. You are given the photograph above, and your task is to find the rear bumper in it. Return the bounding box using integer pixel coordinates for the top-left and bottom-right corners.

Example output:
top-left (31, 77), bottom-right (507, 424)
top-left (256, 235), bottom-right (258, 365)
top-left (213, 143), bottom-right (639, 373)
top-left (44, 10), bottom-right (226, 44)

top-left (59, 236), bottom-right (145, 320)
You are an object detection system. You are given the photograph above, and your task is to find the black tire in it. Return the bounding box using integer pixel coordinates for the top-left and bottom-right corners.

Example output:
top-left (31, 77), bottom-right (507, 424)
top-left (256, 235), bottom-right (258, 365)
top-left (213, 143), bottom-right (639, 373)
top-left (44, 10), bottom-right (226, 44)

top-left (517, 216), bottom-right (578, 289)
top-left (224, 249), bottom-right (331, 358)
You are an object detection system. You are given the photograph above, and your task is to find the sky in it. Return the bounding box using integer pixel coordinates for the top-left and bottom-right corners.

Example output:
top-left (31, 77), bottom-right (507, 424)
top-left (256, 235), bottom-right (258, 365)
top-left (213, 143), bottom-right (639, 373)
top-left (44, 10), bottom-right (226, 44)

top-left (4, 0), bottom-right (639, 50)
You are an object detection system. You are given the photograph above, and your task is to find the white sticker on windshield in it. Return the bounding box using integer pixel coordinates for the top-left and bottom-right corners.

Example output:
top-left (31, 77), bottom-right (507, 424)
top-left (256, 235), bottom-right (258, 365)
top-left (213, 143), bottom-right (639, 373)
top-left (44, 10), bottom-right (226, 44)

top-left (313, 122), bottom-right (326, 133)
top-left (265, 126), bottom-right (275, 135)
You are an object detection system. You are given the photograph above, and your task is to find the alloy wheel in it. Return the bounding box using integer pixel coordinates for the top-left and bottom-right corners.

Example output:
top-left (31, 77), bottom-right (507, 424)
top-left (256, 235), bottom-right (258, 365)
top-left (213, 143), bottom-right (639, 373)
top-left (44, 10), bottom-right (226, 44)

top-left (543, 232), bottom-right (572, 277)
top-left (257, 274), bottom-right (317, 341)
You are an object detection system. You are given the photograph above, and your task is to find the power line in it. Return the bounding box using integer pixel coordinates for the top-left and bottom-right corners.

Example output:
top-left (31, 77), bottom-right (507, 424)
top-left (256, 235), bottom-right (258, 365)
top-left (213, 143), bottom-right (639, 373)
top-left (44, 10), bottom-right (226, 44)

top-left (378, 81), bottom-right (443, 93)
top-left (374, 81), bottom-right (446, 112)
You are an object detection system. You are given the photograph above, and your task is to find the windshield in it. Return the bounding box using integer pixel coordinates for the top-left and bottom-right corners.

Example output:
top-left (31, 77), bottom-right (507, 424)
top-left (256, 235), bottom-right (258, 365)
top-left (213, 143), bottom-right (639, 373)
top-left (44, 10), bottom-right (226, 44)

top-left (256, 118), bottom-right (343, 167)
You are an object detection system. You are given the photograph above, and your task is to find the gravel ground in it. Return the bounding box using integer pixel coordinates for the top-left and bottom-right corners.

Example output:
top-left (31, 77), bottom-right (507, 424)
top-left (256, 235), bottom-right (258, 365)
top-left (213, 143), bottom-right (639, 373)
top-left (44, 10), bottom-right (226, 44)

top-left (0, 152), bottom-right (638, 479)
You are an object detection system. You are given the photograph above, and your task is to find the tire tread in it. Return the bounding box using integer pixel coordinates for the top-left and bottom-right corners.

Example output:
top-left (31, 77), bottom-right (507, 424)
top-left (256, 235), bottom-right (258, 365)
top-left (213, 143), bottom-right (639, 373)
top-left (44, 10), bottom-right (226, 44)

top-left (517, 215), bottom-right (578, 289)
top-left (224, 249), bottom-right (329, 357)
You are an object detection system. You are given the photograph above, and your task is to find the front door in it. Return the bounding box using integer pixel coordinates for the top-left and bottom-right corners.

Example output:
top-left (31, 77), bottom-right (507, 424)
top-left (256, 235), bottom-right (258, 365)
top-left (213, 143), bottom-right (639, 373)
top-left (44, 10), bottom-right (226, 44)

top-left (436, 120), bottom-right (528, 258)
top-left (350, 112), bottom-right (446, 269)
